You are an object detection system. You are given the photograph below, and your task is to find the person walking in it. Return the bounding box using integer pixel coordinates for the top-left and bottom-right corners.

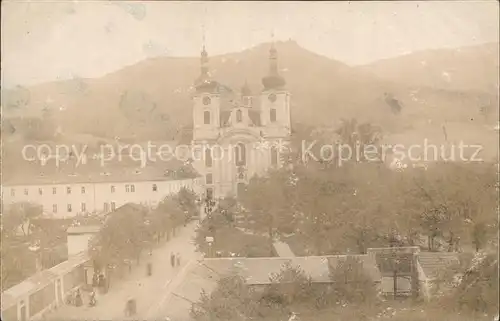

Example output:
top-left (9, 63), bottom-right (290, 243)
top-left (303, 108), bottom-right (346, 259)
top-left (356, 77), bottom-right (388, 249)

top-left (170, 252), bottom-right (175, 268)
top-left (74, 289), bottom-right (82, 307)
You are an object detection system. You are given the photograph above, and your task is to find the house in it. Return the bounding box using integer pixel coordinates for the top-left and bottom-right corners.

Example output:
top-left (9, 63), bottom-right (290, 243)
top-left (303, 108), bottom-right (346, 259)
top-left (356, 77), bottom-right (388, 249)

top-left (2, 157), bottom-right (204, 218)
top-left (158, 254), bottom-right (381, 320)
top-left (66, 225), bottom-right (101, 257)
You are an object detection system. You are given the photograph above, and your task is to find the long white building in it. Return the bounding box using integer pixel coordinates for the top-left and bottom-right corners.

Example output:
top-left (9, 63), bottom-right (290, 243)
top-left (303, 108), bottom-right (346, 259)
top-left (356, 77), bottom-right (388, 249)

top-left (2, 156), bottom-right (204, 218)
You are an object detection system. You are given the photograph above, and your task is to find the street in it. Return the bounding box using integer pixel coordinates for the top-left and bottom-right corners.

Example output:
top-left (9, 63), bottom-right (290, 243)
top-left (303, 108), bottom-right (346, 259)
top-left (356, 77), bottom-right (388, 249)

top-left (46, 221), bottom-right (201, 321)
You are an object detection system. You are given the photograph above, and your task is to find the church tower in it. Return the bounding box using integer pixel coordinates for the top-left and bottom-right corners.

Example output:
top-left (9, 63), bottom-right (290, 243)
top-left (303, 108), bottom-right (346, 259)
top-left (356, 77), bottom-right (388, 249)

top-left (192, 45), bottom-right (221, 142)
top-left (260, 42), bottom-right (291, 137)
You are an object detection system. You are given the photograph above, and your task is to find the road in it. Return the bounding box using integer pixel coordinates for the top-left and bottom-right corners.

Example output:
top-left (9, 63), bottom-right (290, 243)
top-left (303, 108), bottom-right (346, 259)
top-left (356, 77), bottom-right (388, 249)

top-left (46, 221), bottom-right (201, 321)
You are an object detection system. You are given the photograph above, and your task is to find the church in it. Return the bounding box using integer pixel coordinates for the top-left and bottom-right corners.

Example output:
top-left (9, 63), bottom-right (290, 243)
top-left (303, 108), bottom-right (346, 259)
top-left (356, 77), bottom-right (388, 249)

top-left (190, 43), bottom-right (291, 199)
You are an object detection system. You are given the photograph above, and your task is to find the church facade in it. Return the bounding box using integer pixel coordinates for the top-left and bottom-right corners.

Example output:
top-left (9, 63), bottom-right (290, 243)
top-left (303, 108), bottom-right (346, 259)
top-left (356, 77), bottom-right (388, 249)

top-left (190, 43), bottom-right (291, 199)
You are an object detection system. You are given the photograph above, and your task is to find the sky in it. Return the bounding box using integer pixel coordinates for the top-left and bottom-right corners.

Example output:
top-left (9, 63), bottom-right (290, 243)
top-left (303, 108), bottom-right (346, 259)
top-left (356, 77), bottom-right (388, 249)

top-left (1, 0), bottom-right (498, 88)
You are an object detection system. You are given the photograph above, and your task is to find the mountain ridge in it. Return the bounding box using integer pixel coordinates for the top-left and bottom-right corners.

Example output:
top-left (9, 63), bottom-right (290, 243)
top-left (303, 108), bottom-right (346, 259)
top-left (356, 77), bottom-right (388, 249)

top-left (2, 41), bottom-right (498, 146)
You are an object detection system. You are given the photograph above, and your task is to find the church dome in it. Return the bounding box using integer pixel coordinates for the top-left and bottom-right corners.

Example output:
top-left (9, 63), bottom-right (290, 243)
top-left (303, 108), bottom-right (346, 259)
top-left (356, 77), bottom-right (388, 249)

top-left (262, 75), bottom-right (286, 91)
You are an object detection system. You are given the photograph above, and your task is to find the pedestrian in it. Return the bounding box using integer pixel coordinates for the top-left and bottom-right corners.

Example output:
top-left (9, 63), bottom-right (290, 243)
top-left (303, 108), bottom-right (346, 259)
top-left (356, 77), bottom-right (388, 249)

top-left (74, 289), bottom-right (82, 307)
top-left (170, 252), bottom-right (175, 268)
top-left (92, 273), bottom-right (98, 288)
top-left (176, 253), bottom-right (181, 267)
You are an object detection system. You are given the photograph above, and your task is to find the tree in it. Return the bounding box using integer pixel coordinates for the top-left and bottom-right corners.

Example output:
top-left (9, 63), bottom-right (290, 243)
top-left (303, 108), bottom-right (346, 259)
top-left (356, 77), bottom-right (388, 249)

top-left (3, 202), bottom-right (42, 236)
top-left (175, 187), bottom-right (199, 221)
top-left (89, 204), bottom-right (150, 273)
top-left (264, 262), bottom-right (315, 306)
top-left (0, 236), bottom-right (34, 290)
top-left (329, 256), bottom-right (378, 304)
top-left (239, 170), bottom-right (295, 256)
top-left (1, 208), bottom-right (25, 238)
top-left (451, 252), bottom-right (498, 315)
top-left (406, 162), bottom-right (497, 251)
top-left (335, 118), bottom-right (382, 163)
top-left (191, 275), bottom-right (259, 321)
top-left (156, 195), bottom-right (185, 235)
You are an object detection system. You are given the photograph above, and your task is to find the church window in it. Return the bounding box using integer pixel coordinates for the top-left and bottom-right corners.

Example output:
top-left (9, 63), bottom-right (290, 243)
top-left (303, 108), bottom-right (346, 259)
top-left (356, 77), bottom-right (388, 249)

top-left (203, 96), bottom-right (211, 105)
top-left (236, 110), bottom-right (243, 122)
top-left (268, 93), bottom-right (277, 102)
top-left (270, 109), bottom-right (277, 122)
top-left (204, 110), bottom-right (211, 124)
top-left (271, 147), bottom-right (279, 166)
top-left (235, 143), bottom-right (246, 166)
top-left (206, 173), bottom-right (213, 185)
top-left (206, 188), bottom-right (213, 200)
top-left (205, 148), bottom-right (213, 168)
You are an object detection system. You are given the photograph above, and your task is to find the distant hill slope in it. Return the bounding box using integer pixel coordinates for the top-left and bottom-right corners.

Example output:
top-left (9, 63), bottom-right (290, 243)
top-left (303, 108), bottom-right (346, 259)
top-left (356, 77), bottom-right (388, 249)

top-left (357, 42), bottom-right (499, 94)
top-left (1, 40), bottom-right (498, 145)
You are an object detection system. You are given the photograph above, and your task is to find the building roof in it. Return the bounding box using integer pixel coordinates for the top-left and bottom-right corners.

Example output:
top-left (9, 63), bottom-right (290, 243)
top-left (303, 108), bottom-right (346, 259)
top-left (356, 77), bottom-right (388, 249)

top-left (66, 225), bottom-right (101, 235)
top-left (184, 255), bottom-right (380, 287)
top-left (3, 156), bottom-right (201, 186)
top-left (164, 254), bottom-right (381, 320)
top-left (273, 241), bottom-right (296, 257)
top-left (1, 251), bottom-right (89, 310)
top-left (417, 252), bottom-right (460, 280)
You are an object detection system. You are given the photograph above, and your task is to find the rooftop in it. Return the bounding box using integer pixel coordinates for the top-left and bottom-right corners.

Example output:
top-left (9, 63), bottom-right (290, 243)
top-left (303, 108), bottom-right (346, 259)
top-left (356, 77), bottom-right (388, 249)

top-left (3, 157), bottom-right (200, 186)
top-left (1, 251), bottom-right (89, 310)
top-left (165, 254), bottom-right (381, 320)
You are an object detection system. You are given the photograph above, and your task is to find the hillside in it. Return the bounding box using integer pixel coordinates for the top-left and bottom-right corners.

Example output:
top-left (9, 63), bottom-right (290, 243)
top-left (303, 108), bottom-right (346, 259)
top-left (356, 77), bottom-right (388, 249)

top-left (358, 42), bottom-right (499, 95)
top-left (2, 40), bottom-right (498, 147)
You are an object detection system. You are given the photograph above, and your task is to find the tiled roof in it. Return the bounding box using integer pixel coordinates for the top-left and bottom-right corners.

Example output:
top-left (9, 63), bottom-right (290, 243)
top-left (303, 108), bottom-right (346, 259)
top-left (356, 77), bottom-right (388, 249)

top-left (187, 255), bottom-right (380, 286)
top-left (3, 156), bottom-right (200, 186)
top-left (164, 255), bottom-right (381, 320)
top-left (417, 252), bottom-right (460, 280)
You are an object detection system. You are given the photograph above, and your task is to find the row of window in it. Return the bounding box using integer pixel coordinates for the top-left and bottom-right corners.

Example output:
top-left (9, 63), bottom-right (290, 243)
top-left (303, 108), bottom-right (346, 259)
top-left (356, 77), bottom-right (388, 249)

top-left (203, 109), bottom-right (277, 125)
top-left (51, 202), bottom-right (116, 213)
top-left (9, 184), bottom-right (160, 197)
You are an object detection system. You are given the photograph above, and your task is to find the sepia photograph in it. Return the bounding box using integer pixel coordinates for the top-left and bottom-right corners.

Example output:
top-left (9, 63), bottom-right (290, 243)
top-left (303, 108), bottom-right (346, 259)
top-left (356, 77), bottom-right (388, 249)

top-left (1, 1), bottom-right (499, 320)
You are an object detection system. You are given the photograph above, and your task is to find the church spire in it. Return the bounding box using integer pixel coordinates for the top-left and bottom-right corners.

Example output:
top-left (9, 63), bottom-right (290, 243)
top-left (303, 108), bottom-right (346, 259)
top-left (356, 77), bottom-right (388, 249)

top-left (199, 25), bottom-right (209, 81)
top-left (195, 24), bottom-right (216, 92)
top-left (262, 32), bottom-right (286, 91)
top-left (269, 31), bottom-right (278, 76)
